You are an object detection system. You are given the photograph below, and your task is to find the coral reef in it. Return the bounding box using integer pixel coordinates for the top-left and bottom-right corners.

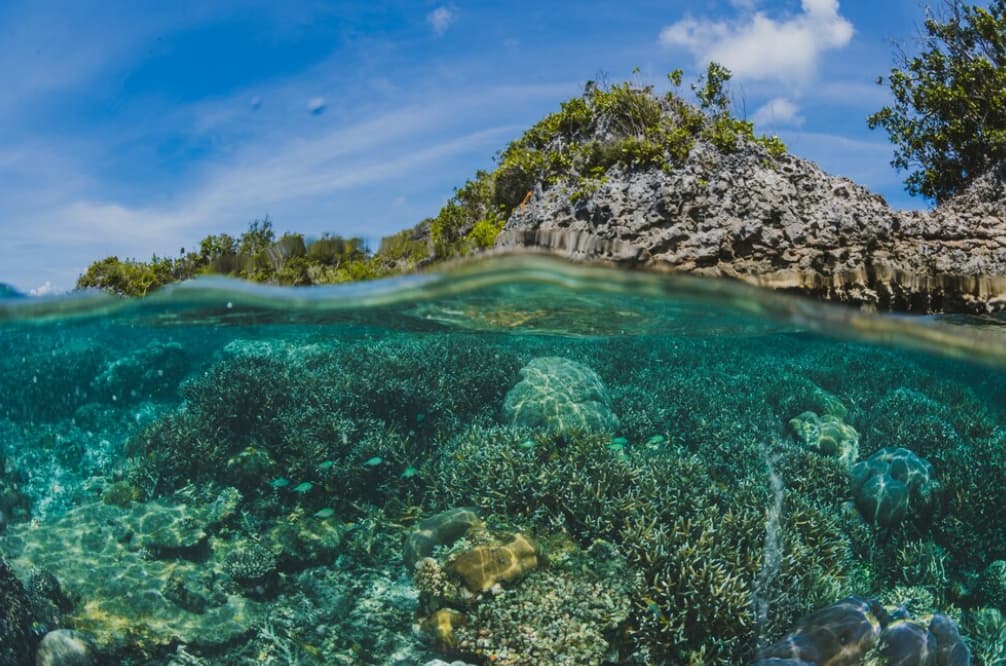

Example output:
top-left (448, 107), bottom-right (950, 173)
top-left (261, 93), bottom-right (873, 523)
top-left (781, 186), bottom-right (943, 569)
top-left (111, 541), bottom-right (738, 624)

top-left (404, 507), bottom-right (484, 570)
top-left (0, 554), bottom-right (36, 666)
top-left (503, 356), bottom-right (619, 434)
top-left (752, 596), bottom-right (971, 666)
top-left (415, 533), bottom-right (633, 665)
top-left (3, 288), bottom-right (1006, 665)
top-left (447, 533), bottom-right (538, 593)
top-left (978, 560), bottom-right (1006, 610)
top-left (36, 629), bottom-right (95, 666)
top-left (788, 410), bottom-right (859, 467)
top-left (850, 447), bottom-right (940, 526)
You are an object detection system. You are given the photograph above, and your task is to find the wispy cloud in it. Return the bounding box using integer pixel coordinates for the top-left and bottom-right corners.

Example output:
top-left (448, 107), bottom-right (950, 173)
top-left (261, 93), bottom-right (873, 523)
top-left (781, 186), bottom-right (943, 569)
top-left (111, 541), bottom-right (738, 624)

top-left (752, 97), bottom-right (804, 128)
top-left (427, 6), bottom-right (455, 36)
top-left (4, 77), bottom-right (570, 291)
top-left (660, 0), bottom-right (854, 85)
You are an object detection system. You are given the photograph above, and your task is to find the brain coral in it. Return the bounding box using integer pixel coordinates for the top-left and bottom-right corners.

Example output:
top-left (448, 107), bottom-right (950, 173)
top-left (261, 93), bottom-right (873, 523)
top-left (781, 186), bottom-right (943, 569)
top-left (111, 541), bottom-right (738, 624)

top-left (789, 410), bottom-right (860, 467)
top-left (503, 357), bottom-right (619, 435)
top-left (850, 447), bottom-right (939, 526)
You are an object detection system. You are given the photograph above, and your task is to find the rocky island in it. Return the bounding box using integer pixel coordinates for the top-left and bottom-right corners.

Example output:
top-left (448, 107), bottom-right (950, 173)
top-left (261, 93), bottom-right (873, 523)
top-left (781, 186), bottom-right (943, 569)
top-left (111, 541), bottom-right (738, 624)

top-left (497, 133), bottom-right (1006, 314)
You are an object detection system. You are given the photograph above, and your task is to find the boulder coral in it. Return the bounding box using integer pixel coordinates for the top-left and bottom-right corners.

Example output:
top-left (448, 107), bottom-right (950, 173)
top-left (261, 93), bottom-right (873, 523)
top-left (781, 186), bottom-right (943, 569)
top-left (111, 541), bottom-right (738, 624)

top-left (751, 596), bottom-right (971, 666)
top-left (789, 411), bottom-right (859, 467)
top-left (503, 357), bottom-right (619, 435)
top-left (447, 533), bottom-right (538, 593)
top-left (404, 507), bottom-right (484, 570)
top-left (850, 447), bottom-right (939, 526)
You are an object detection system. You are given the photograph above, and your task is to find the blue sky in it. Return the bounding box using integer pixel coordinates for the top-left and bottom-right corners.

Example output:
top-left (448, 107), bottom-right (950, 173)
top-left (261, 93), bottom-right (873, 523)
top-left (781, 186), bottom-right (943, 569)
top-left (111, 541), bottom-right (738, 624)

top-left (1, 0), bottom-right (930, 293)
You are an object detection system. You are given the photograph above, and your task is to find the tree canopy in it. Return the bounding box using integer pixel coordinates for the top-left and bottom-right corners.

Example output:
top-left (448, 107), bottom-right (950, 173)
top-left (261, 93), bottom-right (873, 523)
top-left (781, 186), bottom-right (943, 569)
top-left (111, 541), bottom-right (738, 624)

top-left (869, 0), bottom-right (1006, 202)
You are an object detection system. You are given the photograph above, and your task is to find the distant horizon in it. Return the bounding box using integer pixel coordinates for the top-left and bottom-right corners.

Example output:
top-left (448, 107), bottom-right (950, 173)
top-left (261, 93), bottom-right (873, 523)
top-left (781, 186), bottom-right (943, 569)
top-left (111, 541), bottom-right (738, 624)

top-left (1, 1), bottom-right (930, 294)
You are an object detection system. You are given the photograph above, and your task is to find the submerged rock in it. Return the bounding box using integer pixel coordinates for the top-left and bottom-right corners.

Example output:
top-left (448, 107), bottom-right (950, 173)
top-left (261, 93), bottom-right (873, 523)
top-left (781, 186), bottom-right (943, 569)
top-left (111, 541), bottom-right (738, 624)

top-left (503, 356), bottom-right (619, 435)
top-left (0, 490), bottom-right (264, 656)
top-left (850, 447), bottom-right (939, 526)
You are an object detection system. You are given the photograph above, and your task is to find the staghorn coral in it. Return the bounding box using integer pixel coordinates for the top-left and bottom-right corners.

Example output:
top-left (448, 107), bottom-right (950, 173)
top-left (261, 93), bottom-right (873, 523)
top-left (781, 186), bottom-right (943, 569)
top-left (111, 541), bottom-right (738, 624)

top-left (963, 607), bottom-right (1006, 666)
top-left (421, 539), bottom-right (634, 666)
top-left (432, 421), bottom-right (862, 663)
top-left (978, 560), bottom-right (1006, 611)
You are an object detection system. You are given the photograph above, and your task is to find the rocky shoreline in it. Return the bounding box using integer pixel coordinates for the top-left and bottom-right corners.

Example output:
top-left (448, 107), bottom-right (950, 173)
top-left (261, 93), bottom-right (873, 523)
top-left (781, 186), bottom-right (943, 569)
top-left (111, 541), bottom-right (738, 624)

top-left (497, 142), bottom-right (1006, 314)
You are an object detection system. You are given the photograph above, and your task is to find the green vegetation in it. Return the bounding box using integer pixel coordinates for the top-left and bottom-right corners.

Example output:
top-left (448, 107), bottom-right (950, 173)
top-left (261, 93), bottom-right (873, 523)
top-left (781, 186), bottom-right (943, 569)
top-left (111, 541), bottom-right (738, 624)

top-left (78, 63), bottom-right (787, 295)
top-left (425, 63), bottom-right (786, 259)
top-left (77, 217), bottom-right (388, 296)
top-left (869, 0), bottom-right (1006, 201)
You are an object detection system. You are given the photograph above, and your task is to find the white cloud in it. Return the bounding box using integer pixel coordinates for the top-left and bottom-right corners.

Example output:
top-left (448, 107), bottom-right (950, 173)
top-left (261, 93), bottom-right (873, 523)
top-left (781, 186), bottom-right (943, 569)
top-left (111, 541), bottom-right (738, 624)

top-left (752, 97), bottom-right (804, 127)
top-left (659, 0), bottom-right (853, 85)
top-left (29, 281), bottom-right (56, 297)
top-left (427, 6), bottom-right (455, 36)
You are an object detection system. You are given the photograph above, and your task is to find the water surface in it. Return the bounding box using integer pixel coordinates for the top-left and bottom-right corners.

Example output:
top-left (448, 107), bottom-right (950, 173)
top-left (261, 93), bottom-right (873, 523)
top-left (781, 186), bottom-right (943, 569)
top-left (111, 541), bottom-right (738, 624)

top-left (1, 256), bottom-right (1004, 665)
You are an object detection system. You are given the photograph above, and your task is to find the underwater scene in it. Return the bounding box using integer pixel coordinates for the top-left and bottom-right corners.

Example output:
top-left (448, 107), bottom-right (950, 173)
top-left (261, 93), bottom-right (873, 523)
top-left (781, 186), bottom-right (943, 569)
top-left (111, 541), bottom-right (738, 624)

top-left (1, 256), bottom-right (1005, 666)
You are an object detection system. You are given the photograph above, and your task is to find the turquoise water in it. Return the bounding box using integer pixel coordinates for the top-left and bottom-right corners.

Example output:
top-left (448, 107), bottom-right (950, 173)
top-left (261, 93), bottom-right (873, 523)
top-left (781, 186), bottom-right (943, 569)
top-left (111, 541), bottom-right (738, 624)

top-left (1, 256), bottom-right (1005, 665)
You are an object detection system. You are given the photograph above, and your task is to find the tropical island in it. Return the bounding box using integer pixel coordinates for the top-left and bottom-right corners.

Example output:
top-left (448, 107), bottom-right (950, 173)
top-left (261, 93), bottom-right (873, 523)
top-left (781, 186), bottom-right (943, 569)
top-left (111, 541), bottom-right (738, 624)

top-left (78, 3), bottom-right (1006, 314)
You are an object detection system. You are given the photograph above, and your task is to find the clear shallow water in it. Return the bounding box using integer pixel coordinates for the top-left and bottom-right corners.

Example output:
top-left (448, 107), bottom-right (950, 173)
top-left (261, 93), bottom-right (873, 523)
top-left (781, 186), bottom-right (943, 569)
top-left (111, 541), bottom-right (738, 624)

top-left (0, 255), bottom-right (1004, 665)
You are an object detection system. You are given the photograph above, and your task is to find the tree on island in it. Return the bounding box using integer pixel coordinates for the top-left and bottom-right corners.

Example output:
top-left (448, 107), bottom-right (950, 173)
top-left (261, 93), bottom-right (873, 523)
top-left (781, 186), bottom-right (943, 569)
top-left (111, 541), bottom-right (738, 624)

top-left (869, 0), bottom-right (1006, 202)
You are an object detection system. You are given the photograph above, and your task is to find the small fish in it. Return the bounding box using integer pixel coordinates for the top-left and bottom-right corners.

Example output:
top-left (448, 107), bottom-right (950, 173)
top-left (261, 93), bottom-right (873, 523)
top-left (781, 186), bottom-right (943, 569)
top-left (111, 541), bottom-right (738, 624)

top-left (610, 437), bottom-right (629, 447)
top-left (270, 477), bottom-right (290, 489)
top-left (607, 442), bottom-right (625, 452)
top-left (313, 508), bottom-right (336, 519)
top-left (519, 439), bottom-right (537, 449)
top-left (401, 466), bottom-right (420, 479)
top-left (362, 456), bottom-right (383, 467)
top-left (645, 435), bottom-right (666, 448)
top-left (293, 481), bottom-right (314, 494)
top-left (317, 460), bottom-right (335, 471)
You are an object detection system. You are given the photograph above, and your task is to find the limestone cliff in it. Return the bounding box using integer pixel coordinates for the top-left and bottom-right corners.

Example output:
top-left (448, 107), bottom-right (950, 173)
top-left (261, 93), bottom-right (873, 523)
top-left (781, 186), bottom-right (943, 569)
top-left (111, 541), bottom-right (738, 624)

top-left (497, 139), bottom-right (1006, 314)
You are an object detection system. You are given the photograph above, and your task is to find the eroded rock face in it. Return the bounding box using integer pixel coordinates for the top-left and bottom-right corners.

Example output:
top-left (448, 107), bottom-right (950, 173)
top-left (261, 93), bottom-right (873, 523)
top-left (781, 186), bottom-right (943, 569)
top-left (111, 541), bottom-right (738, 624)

top-left (498, 143), bottom-right (1006, 314)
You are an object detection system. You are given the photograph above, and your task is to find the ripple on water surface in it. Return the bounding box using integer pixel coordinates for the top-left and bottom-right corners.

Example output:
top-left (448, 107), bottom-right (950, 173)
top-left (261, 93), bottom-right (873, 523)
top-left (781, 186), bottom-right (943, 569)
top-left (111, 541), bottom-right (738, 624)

top-left (0, 255), bottom-right (1004, 665)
